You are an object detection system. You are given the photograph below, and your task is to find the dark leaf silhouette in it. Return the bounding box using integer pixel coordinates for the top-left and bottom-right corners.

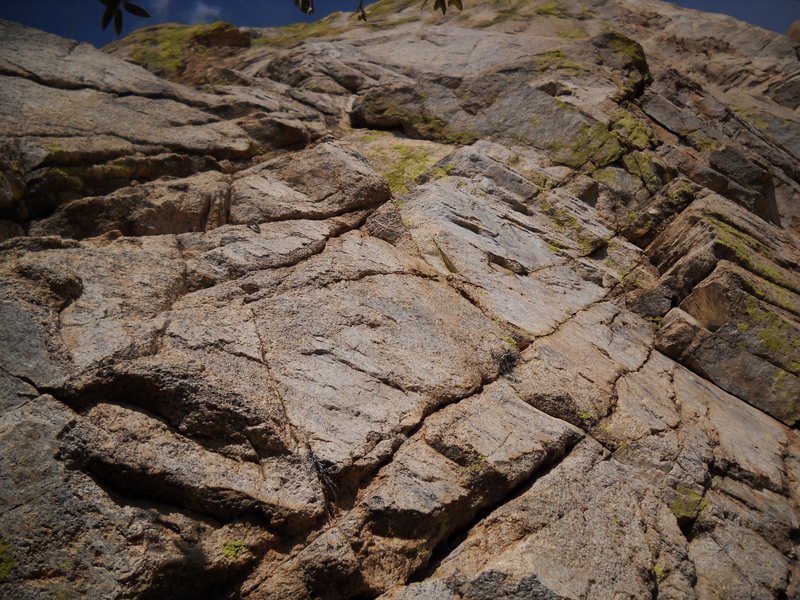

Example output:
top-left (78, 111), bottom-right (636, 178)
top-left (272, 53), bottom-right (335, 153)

top-left (96, 0), bottom-right (464, 35)
top-left (101, 4), bottom-right (116, 29)
top-left (294, 0), bottom-right (315, 15)
top-left (123, 2), bottom-right (151, 18)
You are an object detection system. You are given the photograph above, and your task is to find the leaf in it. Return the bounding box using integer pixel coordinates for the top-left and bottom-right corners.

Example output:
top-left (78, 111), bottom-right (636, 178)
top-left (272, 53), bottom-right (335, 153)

top-left (114, 9), bottom-right (123, 35)
top-left (123, 2), bottom-right (150, 18)
top-left (101, 5), bottom-right (116, 29)
top-left (434, 0), bottom-right (447, 15)
top-left (294, 0), bottom-right (314, 15)
top-left (448, 0), bottom-right (463, 10)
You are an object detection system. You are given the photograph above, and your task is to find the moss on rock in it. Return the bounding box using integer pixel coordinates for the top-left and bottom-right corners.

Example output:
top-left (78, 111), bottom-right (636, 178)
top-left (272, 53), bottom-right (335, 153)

top-left (706, 216), bottom-right (794, 292)
top-left (671, 485), bottom-right (709, 521)
top-left (623, 151), bottom-right (661, 193)
top-left (549, 122), bottom-right (624, 169)
top-left (533, 49), bottom-right (588, 77)
top-left (129, 22), bottom-right (237, 76)
top-left (254, 13), bottom-right (349, 47)
top-left (609, 110), bottom-right (657, 150)
top-left (0, 536), bottom-right (13, 580)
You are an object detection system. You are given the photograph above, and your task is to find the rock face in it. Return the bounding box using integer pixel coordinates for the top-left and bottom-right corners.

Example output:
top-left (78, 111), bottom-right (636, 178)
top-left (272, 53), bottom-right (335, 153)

top-left (1, 0), bottom-right (800, 598)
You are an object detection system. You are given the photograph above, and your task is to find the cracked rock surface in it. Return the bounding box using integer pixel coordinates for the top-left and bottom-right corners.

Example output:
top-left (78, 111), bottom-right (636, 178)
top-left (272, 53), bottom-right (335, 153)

top-left (1, 0), bottom-right (800, 598)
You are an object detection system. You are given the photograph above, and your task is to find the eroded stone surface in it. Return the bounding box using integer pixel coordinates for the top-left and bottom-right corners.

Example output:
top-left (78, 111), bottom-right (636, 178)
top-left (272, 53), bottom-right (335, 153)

top-left (1, 2), bottom-right (800, 599)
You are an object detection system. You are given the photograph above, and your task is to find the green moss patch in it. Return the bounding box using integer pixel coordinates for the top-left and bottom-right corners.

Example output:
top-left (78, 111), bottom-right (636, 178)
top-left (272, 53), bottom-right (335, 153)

top-left (671, 485), bottom-right (709, 521)
top-left (609, 110), bottom-right (657, 150)
top-left (733, 107), bottom-right (771, 131)
top-left (737, 296), bottom-right (800, 373)
top-left (363, 0), bottom-right (418, 19)
top-left (0, 535), bottom-right (13, 580)
top-left (533, 49), bottom-right (588, 77)
top-left (382, 145), bottom-right (438, 193)
top-left (556, 26), bottom-right (587, 40)
top-left (622, 151), bottom-right (661, 193)
top-left (706, 216), bottom-right (795, 292)
top-left (254, 13), bottom-right (349, 47)
top-left (592, 167), bottom-right (620, 186)
top-left (129, 21), bottom-right (231, 76)
top-left (222, 540), bottom-right (245, 561)
top-left (549, 122), bottom-right (624, 169)
top-left (360, 137), bottom-right (451, 195)
top-left (365, 99), bottom-right (478, 145)
top-left (533, 1), bottom-right (593, 19)
top-left (608, 33), bottom-right (646, 64)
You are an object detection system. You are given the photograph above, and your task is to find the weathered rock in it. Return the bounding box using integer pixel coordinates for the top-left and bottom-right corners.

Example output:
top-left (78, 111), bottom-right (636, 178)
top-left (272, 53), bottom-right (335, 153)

top-left (30, 171), bottom-right (232, 239)
top-left (790, 20), bottom-right (800, 44)
top-left (2, 1), bottom-right (800, 599)
top-left (230, 142), bottom-right (391, 223)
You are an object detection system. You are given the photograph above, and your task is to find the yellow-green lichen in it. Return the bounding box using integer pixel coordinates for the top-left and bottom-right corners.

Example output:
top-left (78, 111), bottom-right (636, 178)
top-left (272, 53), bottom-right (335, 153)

top-left (465, 454), bottom-right (488, 472)
top-left (533, 0), bottom-right (593, 19)
top-left (130, 22), bottom-right (230, 76)
top-left (363, 0), bottom-right (417, 19)
top-left (430, 163), bottom-right (456, 179)
top-left (368, 101), bottom-right (478, 145)
top-left (671, 486), bottom-right (709, 521)
top-left (534, 1), bottom-right (571, 17)
top-left (706, 217), bottom-right (793, 291)
top-left (608, 34), bottom-right (645, 63)
top-left (415, 538), bottom-right (432, 560)
top-left (577, 234), bottom-right (601, 256)
top-left (667, 180), bottom-right (699, 203)
top-left (0, 536), bottom-right (13, 580)
top-left (539, 201), bottom-right (581, 233)
top-left (533, 50), bottom-right (588, 77)
top-left (358, 129), bottom-right (390, 142)
top-left (609, 110), bottom-right (657, 150)
top-left (733, 107), bottom-right (771, 131)
top-left (740, 296), bottom-right (800, 370)
top-left (253, 13), bottom-right (348, 48)
top-left (376, 144), bottom-right (439, 194)
top-left (623, 151), bottom-right (661, 193)
top-left (54, 168), bottom-right (84, 190)
top-left (549, 122), bottom-right (624, 169)
top-left (556, 26), bottom-right (586, 40)
top-left (592, 167), bottom-right (621, 186)
top-left (732, 266), bottom-right (800, 318)
top-left (554, 98), bottom-right (578, 112)
top-left (222, 540), bottom-right (245, 561)
top-left (108, 163), bottom-right (133, 178)
top-left (687, 134), bottom-right (719, 152)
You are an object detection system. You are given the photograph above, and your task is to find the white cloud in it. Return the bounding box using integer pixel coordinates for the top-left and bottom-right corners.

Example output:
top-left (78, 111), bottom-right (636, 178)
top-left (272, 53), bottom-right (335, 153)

top-left (150, 0), bottom-right (172, 17)
top-left (189, 1), bottom-right (222, 24)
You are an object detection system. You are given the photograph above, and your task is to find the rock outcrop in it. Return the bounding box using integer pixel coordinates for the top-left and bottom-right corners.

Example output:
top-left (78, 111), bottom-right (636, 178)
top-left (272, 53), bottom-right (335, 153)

top-left (1, 0), bottom-right (799, 598)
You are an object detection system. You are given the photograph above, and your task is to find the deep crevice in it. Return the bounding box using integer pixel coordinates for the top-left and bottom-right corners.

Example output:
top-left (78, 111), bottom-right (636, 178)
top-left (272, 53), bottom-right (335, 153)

top-left (411, 431), bottom-right (583, 583)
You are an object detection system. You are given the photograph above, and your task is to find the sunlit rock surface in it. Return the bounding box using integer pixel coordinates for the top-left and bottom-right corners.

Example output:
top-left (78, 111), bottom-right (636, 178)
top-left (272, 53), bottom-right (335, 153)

top-left (1, 0), bottom-right (799, 598)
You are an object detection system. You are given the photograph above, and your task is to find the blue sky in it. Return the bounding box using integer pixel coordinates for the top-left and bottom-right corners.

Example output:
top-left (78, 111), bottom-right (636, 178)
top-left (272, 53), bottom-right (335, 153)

top-left (0, 0), bottom-right (798, 48)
